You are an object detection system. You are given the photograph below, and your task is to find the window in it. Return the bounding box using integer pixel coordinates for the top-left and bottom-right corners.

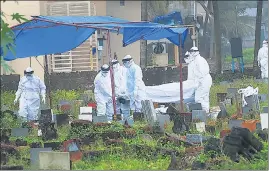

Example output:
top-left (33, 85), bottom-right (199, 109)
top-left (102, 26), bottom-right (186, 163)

top-left (120, 0), bottom-right (125, 6)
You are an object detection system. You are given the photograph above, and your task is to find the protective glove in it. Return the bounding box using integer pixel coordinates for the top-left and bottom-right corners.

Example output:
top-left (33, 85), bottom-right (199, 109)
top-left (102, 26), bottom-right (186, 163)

top-left (42, 95), bottom-right (46, 104)
top-left (14, 98), bottom-right (18, 105)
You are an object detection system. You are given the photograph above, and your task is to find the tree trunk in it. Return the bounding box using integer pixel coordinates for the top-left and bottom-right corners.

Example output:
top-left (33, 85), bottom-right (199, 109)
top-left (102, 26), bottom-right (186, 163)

top-left (212, 0), bottom-right (222, 74)
top-left (253, 0), bottom-right (263, 76)
top-left (140, 0), bottom-right (148, 68)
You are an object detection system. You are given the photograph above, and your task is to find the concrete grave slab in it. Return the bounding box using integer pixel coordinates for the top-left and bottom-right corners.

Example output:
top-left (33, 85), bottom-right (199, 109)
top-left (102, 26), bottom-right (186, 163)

top-left (228, 119), bottom-right (243, 129)
top-left (186, 134), bottom-right (203, 144)
top-left (39, 151), bottom-right (70, 170)
top-left (93, 116), bottom-right (108, 123)
top-left (11, 128), bottom-right (29, 137)
top-left (78, 114), bottom-right (92, 121)
top-left (156, 114), bottom-right (170, 132)
top-left (263, 107), bottom-right (268, 113)
top-left (227, 88), bottom-right (238, 96)
top-left (30, 148), bottom-right (52, 169)
top-left (192, 110), bottom-right (207, 123)
top-left (195, 122), bottom-right (206, 133)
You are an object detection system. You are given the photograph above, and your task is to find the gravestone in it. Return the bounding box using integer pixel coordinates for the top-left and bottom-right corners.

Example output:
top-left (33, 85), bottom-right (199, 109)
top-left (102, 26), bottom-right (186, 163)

top-left (220, 81), bottom-right (230, 85)
top-left (227, 88), bottom-right (238, 95)
top-left (188, 103), bottom-right (202, 112)
top-left (39, 152), bottom-right (70, 170)
top-left (263, 107), bottom-right (268, 113)
top-left (216, 93), bottom-right (227, 103)
top-left (11, 128), bottom-right (29, 137)
top-left (228, 119), bottom-right (243, 129)
top-left (244, 95), bottom-right (259, 109)
top-left (40, 109), bottom-right (52, 124)
top-left (30, 148), bottom-right (52, 169)
top-left (78, 114), bottom-right (92, 121)
top-left (186, 134), bottom-right (203, 144)
top-left (80, 107), bottom-right (92, 115)
top-left (141, 100), bottom-right (157, 126)
top-left (192, 110), bottom-right (207, 123)
top-left (55, 114), bottom-right (69, 126)
top-left (156, 114), bottom-right (170, 132)
top-left (242, 106), bottom-right (252, 115)
top-left (93, 116), bottom-right (108, 123)
top-left (195, 122), bottom-right (206, 133)
top-left (258, 94), bottom-right (267, 102)
top-left (260, 113), bottom-right (268, 130)
top-left (44, 142), bottom-right (62, 150)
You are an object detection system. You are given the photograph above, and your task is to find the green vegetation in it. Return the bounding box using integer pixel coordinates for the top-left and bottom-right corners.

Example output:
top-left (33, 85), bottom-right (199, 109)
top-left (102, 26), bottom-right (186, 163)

top-left (224, 48), bottom-right (254, 65)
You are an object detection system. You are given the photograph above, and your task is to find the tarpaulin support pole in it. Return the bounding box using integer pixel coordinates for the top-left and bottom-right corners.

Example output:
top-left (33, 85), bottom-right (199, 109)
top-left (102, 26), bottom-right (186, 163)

top-left (106, 30), bottom-right (117, 121)
top-left (44, 55), bottom-right (52, 108)
top-left (178, 34), bottom-right (184, 113)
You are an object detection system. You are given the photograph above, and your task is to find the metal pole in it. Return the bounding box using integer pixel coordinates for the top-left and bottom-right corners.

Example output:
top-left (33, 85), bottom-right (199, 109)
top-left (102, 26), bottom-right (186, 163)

top-left (179, 34), bottom-right (184, 113)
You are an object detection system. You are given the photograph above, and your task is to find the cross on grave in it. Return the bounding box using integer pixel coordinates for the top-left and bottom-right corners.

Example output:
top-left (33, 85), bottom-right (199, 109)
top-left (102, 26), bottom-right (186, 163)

top-left (30, 148), bottom-right (52, 169)
top-left (141, 100), bottom-right (157, 126)
top-left (93, 116), bottom-right (108, 123)
top-left (11, 128), bottom-right (29, 137)
top-left (39, 152), bottom-right (70, 170)
top-left (186, 134), bottom-right (203, 145)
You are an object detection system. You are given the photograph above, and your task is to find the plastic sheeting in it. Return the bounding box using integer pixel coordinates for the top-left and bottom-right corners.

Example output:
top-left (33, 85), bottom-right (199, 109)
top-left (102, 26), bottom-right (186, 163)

top-left (153, 11), bottom-right (183, 25)
top-left (145, 80), bottom-right (196, 103)
top-left (2, 15), bottom-right (188, 61)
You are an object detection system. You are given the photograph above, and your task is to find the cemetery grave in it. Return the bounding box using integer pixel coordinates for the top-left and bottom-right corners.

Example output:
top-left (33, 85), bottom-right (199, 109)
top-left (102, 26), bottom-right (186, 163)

top-left (0, 79), bottom-right (268, 170)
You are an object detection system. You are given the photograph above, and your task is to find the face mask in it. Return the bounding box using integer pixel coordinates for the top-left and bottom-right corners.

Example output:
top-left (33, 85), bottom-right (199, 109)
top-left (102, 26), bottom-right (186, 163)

top-left (113, 64), bottom-right (119, 71)
top-left (26, 74), bottom-right (33, 78)
top-left (123, 61), bottom-right (131, 68)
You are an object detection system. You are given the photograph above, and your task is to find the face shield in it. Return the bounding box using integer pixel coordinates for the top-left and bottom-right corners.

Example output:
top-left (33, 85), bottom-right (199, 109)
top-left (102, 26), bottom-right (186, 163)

top-left (100, 64), bottom-right (110, 77)
top-left (184, 51), bottom-right (193, 64)
top-left (189, 47), bottom-right (200, 58)
top-left (122, 55), bottom-right (133, 68)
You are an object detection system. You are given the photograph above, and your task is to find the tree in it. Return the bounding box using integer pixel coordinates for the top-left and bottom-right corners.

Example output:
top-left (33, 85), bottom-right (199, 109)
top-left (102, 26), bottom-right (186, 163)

top-left (212, 0), bottom-right (222, 74)
top-left (253, 0), bottom-right (263, 74)
top-left (140, 0), bottom-right (148, 68)
top-left (1, 1), bottom-right (28, 74)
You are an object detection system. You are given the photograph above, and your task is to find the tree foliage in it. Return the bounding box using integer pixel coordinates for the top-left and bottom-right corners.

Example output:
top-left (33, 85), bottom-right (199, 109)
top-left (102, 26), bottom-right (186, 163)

top-left (1, 1), bottom-right (28, 74)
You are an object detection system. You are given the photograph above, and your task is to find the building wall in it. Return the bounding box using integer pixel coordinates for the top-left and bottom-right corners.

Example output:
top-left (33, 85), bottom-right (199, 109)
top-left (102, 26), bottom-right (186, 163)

top-left (105, 1), bottom-right (141, 65)
top-left (1, 1), bottom-right (45, 81)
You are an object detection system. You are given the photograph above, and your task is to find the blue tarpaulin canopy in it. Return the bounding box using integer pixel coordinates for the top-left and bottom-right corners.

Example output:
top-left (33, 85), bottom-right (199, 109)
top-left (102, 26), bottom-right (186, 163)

top-left (2, 15), bottom-right (188, 61)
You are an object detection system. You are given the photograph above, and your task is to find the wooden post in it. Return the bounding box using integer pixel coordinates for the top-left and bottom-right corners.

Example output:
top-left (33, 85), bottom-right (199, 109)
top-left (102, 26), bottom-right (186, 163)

top-left (44, 55), bottom-right (52, 108)
top-left (174, 45), bottom-right (179, 64)
top-left (178, 35), bottom-right (184, 113)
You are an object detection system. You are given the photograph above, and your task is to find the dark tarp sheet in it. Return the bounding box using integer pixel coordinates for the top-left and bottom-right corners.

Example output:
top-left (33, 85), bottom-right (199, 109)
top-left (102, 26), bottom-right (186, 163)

top-left (153, 11), bottom-right (183, 25)
top-left (2, 15), bottom-right (188, 61)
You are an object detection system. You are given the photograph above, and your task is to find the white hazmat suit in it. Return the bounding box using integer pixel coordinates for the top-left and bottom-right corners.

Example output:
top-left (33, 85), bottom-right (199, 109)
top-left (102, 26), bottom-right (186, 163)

top-left (184, 47), bottom-right (212, 113)
top-left (14, 67), bottom-right (46, 121)
top-left (94, 64), bottom-right (114, 121)
top-left (111, 59), bottom-right (130, 120)
top-left (122, 55), bottom-right (147, 112)
top-left (257, 40), bottom-right (268, 79)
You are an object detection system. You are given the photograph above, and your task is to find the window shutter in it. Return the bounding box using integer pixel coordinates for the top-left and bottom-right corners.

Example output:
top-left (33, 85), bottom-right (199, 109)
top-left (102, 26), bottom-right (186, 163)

top-left (46, 1), bottom-right (98, 73)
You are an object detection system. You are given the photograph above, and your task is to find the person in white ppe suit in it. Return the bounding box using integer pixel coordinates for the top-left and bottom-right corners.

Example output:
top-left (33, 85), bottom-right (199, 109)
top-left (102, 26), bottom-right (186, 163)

top-left (184, 47), bottom-right (212, 113)
top-left (14, 67), bottom-right (46, 121)
top-left (122, 55), bottom-right (147, 113)
top-left (111, 59), bottom-right (130, 120)
top-left (257, 40), bottom-right (268, 79)
top-left (94, 64), bottom-right (114, 122)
